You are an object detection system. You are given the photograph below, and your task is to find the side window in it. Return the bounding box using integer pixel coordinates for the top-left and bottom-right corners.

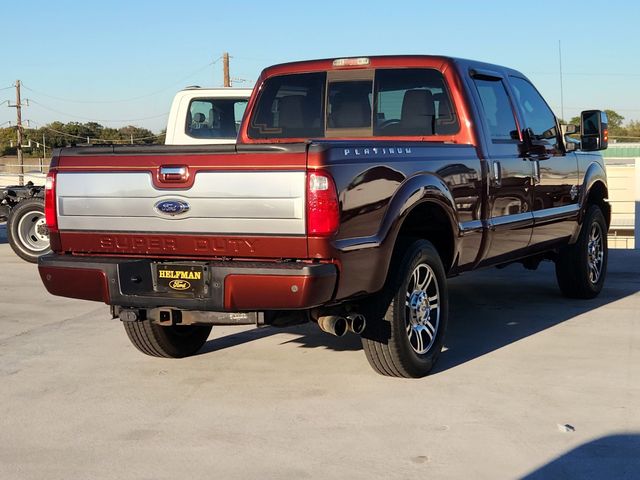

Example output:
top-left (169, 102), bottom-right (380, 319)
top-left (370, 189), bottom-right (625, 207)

top-left (509, 77), bottom-right (559, 147)
top-left (248, 72), bottom-right (325, 139)
top-left (374, 68), bottom-right (459, 136)
top-left (473, 78), bottom-right (518, 142)
top-left (186, 98), bottom-right (248, 139)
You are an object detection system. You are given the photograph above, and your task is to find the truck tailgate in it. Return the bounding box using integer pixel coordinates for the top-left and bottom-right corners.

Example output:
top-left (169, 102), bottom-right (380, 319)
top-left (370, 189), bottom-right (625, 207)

top-left (51, 147), bottom-right (309, 258)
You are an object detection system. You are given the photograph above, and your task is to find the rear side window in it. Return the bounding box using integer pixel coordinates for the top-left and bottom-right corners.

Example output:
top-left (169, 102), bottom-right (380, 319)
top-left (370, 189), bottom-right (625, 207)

top-left (375, 68), bottom-right (458, 136)
top-left (186, 98), bottom-right (248, 139)
top-left (248, 72), bottom-right (326, 139)
top-left (473, 79), bottom-right (519, 141)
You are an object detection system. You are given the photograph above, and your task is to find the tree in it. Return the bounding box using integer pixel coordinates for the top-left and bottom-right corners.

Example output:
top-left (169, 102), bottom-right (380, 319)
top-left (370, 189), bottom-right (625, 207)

top-left (604, 110), bottom-right (624, 130)
top-left (0, 127), bottom-right (17, 155)
top-left (569, 109), bottom-right (623, 127)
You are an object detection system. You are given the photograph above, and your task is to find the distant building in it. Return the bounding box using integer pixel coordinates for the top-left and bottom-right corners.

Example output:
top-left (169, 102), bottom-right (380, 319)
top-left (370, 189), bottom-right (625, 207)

top-left (603, 143), bottom-right (638, 249)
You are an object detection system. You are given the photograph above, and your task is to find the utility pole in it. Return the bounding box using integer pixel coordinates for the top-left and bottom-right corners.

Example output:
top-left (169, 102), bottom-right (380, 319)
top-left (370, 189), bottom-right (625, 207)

top-left (223, 52), bottom-right (231, 87)
top-left (8, 80), bottom-right (25, 185)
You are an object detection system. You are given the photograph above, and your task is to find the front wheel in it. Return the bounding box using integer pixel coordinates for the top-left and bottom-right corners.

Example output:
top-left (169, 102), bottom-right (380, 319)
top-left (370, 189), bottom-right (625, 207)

top-left (555, 205), bottom-right (608, 299)
top-left (362, 240), bottom-right (449, 378)
top-left (7, 197), bottom-right (51, 263)
top-left (123, 320), bottom-right (212, 358)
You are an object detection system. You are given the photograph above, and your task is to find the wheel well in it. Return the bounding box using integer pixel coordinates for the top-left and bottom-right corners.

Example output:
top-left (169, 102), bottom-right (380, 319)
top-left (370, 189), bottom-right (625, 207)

top-left (586, 181), bottom-right (611, 227)
top-left (394, 202), bottom-right (455, 272)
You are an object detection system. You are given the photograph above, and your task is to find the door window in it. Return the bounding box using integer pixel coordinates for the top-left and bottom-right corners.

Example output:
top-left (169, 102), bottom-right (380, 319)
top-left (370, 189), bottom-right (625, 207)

top-left (509, 77), bottom-right (559, 150)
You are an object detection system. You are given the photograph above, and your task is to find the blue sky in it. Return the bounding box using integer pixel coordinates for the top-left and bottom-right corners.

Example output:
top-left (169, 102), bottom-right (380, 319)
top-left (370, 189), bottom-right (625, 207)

top-left (1, 0), bottom-right (639, 133)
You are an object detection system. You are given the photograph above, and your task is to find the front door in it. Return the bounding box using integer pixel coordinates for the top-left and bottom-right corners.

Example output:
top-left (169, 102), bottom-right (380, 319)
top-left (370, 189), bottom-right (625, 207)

top-left (508, 76), bottom-right (580, 246)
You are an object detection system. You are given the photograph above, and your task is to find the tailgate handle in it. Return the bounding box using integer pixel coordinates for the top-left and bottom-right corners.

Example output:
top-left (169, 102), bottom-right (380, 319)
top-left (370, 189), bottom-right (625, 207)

top-left (159, 166), bottom-right (188, 183)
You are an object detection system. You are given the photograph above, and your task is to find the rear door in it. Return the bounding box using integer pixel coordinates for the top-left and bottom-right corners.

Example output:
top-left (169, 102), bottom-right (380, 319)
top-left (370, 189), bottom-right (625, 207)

top-left (470, 72), bottom-right (534, 261)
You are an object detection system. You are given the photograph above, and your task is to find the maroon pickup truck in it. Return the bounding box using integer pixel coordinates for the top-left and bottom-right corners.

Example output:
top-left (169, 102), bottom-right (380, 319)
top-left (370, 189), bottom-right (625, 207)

top-left (39, 56), bottom-right (610, 377)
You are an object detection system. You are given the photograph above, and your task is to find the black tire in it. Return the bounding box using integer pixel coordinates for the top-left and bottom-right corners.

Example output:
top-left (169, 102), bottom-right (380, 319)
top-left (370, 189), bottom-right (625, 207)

top-left (123, 320), bottom-right (212, 358)
top-left (7, 197), bottom-right (51, 263)
top-left (555, 205), bottom-right (608, 299)
top-left (362, 239), bottom-right (449, 378)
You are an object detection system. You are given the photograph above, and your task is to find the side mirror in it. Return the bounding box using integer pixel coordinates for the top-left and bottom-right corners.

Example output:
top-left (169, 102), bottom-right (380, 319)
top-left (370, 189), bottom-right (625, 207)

top-left (580, 110), bottom-right (608, 151)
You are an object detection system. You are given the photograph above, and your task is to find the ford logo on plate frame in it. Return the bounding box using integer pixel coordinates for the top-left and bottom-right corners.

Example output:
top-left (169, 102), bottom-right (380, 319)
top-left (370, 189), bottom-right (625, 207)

top-left (155, 199), bottom-right (190, 216)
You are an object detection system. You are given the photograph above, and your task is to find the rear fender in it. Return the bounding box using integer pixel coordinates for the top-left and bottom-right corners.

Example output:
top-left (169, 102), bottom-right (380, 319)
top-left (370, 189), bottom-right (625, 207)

top-left (334, 173), bottom-right (459, 296)
top-left (381, 173), bottom-right (459, 250)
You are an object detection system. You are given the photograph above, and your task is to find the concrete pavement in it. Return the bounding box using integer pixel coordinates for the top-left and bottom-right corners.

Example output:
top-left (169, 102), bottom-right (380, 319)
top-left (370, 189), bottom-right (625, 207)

top-left (0, 234), bottom-right (639, 479)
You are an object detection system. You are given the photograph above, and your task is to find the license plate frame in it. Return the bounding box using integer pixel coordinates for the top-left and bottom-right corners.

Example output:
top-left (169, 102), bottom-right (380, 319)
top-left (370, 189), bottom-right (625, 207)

top-left (154, 263), bottom-right (207, 296)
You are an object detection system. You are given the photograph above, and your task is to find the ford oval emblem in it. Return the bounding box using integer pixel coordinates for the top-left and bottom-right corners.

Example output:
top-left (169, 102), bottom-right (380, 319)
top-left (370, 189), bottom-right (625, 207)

top-left (155, 199), bottom-right (190, 216)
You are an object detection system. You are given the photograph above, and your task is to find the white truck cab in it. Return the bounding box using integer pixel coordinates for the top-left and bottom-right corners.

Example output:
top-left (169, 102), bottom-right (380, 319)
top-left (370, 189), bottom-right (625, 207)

top-left (164, 87), bottom-right (252, 145)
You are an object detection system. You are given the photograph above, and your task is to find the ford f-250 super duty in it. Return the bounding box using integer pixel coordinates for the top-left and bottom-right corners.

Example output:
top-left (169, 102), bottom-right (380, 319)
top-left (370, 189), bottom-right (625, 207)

top-left (38, 56), bottom-right (610, 377)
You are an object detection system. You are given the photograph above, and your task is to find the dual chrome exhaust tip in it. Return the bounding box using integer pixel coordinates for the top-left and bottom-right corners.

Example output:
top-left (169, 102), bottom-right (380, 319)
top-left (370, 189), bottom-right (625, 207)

top-left (317, 313), bottom-right (366, 337)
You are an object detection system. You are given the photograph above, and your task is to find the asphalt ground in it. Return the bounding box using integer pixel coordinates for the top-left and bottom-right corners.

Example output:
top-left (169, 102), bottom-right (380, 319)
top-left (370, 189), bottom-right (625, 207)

top-left (0, 226), bottom-right (639, 479)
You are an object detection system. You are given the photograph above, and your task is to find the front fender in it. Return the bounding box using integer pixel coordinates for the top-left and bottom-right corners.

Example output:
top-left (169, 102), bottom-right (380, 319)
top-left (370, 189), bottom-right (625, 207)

top-left (580, 160), bottom-right (608, 208)
top-left (569, 160), bottom-right (610, 243)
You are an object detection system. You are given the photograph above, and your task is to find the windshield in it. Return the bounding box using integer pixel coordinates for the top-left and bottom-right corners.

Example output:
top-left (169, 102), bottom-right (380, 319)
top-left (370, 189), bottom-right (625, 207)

top-left (248, 68), bottom-right (459, 139)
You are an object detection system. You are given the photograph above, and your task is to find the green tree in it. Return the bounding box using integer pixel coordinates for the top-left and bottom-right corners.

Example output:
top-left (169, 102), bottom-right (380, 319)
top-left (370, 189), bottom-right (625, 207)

top-left (0, 127), bottom-right (17, 155)
top-left (604, 110), bottom-right (624, 130)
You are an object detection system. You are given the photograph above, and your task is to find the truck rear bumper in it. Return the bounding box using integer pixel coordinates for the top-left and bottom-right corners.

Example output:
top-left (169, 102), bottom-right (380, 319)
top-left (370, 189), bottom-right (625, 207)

top-left (38, 254), bottom-right (337, 311)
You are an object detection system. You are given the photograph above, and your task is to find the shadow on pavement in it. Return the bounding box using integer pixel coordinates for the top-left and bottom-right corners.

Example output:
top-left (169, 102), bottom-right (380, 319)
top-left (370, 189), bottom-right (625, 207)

top-left (521, 433), bottom-right (640, 479)
top-left (199, 322), bottom-right (361, 355)
top-left (434, 250), bottom-right (639, 374)
top-left (199, 250), bottom-right (640, 369)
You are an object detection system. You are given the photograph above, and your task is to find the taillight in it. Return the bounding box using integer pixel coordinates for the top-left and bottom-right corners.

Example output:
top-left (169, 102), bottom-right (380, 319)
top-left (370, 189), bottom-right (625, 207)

top-left (45, 171), bottom-right (58, 231)
top-left (307, 171), bottom-right (339, 236)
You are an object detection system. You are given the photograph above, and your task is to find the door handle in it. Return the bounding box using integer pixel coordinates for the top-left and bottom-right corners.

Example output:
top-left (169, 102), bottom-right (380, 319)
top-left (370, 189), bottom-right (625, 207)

top-left (159, 165), bottom-right (188, 183)
top-left (492, 161), bottom-right (502, 187)
top-left (532, 160), bottom-right (541, 185)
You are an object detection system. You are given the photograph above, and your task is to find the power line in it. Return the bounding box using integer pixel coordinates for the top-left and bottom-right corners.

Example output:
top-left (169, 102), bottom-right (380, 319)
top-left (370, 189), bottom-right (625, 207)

top-left (20, 58), bottom-right (222, 104)
top-left (26, 119), bottom-right (165, 143)
top-left (530, 71), bottom-right (640, 77)
top-left (551, 105), bottom-right (640, 113)
top-left (27, 99), bottom-right (169, 123)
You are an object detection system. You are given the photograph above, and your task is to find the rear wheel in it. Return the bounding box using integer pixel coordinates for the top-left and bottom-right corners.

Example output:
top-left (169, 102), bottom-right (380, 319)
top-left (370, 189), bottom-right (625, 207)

top-left (362, 240), bottom-right (449, 378)
top-left (123, 320), bottom-right (212, 358)
top-left (555, 205), bottom-right (608, 299)
top-left (7, 198), bottom-right (51, 263)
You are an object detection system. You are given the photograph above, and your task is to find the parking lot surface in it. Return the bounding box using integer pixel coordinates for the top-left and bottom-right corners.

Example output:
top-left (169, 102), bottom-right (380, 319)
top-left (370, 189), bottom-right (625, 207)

top-left (1, 224), bottom-right (639, 479)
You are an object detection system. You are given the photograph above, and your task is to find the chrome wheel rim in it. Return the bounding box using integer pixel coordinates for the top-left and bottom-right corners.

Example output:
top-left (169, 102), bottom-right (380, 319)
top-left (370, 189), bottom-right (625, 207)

top-left (17, 211), bottom-right (49, 252)
top-left (587, 222), bottom-right (604, 284)
top-left (405, 263), bottom-right (440, 355)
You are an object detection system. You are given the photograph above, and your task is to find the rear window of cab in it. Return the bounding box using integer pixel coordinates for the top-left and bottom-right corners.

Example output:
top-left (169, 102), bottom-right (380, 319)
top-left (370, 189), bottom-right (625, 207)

top-left (248, 68), bottom-right (459, 139)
